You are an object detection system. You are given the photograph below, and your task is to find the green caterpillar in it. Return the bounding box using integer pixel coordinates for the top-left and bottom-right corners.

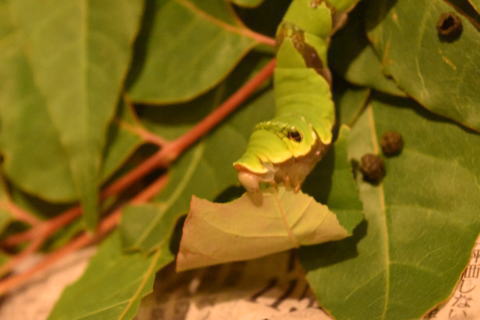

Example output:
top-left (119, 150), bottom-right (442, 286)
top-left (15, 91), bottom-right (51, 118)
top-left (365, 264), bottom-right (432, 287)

top-left (234, 0), bottom-right (359, 192)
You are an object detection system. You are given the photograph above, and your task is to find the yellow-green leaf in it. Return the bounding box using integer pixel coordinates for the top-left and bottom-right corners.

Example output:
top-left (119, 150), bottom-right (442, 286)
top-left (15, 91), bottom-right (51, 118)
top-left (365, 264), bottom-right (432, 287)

top-left (0, 0), bottom-right (144, 228)
top-left (330, 2), bottom-right (406, 97)
top-left (127, 0), bottom-right (261, 104)
top-left (366, 0), bottom-right (480, 130)
top-left (302, 96), bottom-right (480, 320)
top-left (177, 187), bottom-right (360, 272)
top-left (469, 0), bottom-right (480, 12)
top-left (121, 57), bottom-right (276, 252)
top-left (0, 177), bottom-right (13, 233)
top-left (334, 80), bottom-right (370, 126)
top-left (229, 0), bottom-right (264, 8)
top-left (48, 232), bottom-right (173, 320)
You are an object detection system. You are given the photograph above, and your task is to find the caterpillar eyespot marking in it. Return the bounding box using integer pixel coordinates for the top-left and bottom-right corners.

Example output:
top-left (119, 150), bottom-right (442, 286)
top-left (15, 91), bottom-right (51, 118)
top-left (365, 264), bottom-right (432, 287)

top-left (287, 130), bottom-right (303, 142)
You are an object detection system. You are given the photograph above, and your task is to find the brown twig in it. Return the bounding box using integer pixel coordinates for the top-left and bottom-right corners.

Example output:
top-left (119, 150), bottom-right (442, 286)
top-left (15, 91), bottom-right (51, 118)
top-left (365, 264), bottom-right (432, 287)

top-left (0, 174), bottom-right (169, 295)
top-left (163, 59), bottom-right (277, 160)
top-left (104, 58), bottom-right (276, 196)
top-left (0, 58), bottom-right (276, 293)
top-left (3, 59), bottom-right (275, 248)
top-left (2, 206), bottom-right (82, 247)
top-left (245, 30), bottom-right (276, 47)
top-left (0, 238), bottom-right (43, 276)
top-left (114, 118), bottom-right (169, 147)
top-left (4, 201), bottom-right (40, 226)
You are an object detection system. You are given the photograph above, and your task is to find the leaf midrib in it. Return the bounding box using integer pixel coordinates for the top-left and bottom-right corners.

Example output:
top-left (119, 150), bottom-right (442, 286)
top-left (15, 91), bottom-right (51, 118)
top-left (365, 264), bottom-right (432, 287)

top-left (5, 3), bottom-right (76, 194)
top-left (174, 0), bottom-right (258, 42)
top-left (273, 191), bottom-right (304, 247)
top-left (131, 143), bottom-right (205, 249)
top-left (366, 106), bottom-right (390, 319)
top-left (116, 249), bottom-right (163, 320)
top-left (68, 248), bottom-right (166, 320)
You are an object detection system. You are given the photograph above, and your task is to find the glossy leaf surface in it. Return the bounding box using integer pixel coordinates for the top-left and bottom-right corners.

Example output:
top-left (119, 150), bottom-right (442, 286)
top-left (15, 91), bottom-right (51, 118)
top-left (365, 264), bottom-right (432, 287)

top-left (48, 232), bottom-right (173, 320)
top-left (367, 0), bottom-right (480, 131)
top-left (230, 0), bottom-right (264, 8)
top-left (334, 82), bottom-right (370, 126)
top-left (0, 0), bottom-right (144, 227)
top-left (302, 96), bottom-right (480, 320)
top-left (330, 3), bottom-right (405, 97)
top-left (121, 89), bottom-right (275, 252)
top-left (177, 186), bottom-right (361, 271)
top-left (127, 0), bottom-right (262, 104)
top-left (469, 0), bottom-right (480, 11)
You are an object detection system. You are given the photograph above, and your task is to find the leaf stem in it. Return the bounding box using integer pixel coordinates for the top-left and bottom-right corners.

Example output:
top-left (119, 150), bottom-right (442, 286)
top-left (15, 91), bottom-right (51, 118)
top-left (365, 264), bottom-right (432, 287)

top-left (244, 30), bottom-right (276, 47)
top-left (101, 58), bottom-right (276, 197)
top-left (2, 206), bottom-right (82, 247)
top-left (4, 201), bottom-right (40, 226)
top-left (161, 58), bottom-right (277, 161)
top-left (0, 238), bottom-right (43, 276)
top-left (0, 174), bottom-right (168, 295)
top-left (0, 58), bottom-right (276, 293)
top-left (115, 118), bottom-right (168, 147)
top-left (174, 0), bottom-right (276, 47)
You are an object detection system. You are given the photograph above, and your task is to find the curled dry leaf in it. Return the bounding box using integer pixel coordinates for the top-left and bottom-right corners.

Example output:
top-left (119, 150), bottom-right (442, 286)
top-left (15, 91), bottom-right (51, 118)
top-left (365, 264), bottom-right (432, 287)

top-left (176, 187), bottom-right (362, 272)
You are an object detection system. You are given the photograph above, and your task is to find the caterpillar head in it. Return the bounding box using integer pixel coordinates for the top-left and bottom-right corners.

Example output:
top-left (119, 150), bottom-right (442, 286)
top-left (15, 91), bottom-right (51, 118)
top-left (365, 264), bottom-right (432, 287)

top-left (234, 119), bottom-right (329, 193)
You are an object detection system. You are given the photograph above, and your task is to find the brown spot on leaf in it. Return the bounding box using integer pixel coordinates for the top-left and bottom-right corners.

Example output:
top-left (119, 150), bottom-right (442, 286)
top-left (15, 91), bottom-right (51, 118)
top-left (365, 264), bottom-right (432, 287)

top-left (381, 131), bottom-right (404, 156)
top-left (360, 154), bottom-right (385, 184)
top-left (437, 12), bottom-right (462, 41)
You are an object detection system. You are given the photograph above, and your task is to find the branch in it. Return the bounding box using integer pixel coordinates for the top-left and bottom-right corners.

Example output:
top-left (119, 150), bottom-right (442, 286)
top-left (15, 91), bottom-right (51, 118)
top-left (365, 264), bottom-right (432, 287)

top-left (115, 119), bottom-right (168, 147)
top-left (105, 58), bottom-right (276, 195)
top-left (4, 201), bottom-right (40, 226)
top-left (2, 206), bottom-right (81, 247)
top-left (0, 238), bottom-right (43, 276)
top-left (0, 58), bottom-right (275, 282)
top-left (245, 30), bottom-right (276, 47)
top-left (0, 174), bottom-right (169, 295)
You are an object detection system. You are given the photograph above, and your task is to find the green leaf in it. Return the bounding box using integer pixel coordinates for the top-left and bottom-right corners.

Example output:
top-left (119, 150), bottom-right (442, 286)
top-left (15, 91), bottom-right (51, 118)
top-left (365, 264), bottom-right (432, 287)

top-left (229, 0), bottom-right (264, 8)
top-left (0, 0), bottom-right (144, 228)
top-left (48, 232), bottom-right (173, 320)
top-left (234, 0), bottom-right (291, 40)
top-left (302, 126), bottom-right (364, 231)
top-left (0, 178), bottom-right (12, 233)
top-left (177, 186), bottom-right (360, 272)
top-left (126, 0), bottom-right (262, 104)
top-left (120, 203), bottom-right (179, 253)
top-left (301, 96), bottom-right (480, 320)
top-left (334, 80), bottom-right (370, 126)
top-left (136, 77), bottom-right (227, 141)
top-left (44, 219), bottom-right (84, 251)
top-left (121, 88), bottom-right (275, 252)
top-left (448, 0), bottom-right (480, 19)
top-left (8, 185), bottom-right (72, 222)
top-left (0, 252), bottom-right (9, 268)
top-left (101, 101), bottom-right (144, 182)
top-left (330, 3), bottom-right (406, 97)
top-left (136, 52), bottom-right (273, 141)
top-left (366, 0), bottom-right (480, 131)
top-left (469, 0), bottom-right (480, 12)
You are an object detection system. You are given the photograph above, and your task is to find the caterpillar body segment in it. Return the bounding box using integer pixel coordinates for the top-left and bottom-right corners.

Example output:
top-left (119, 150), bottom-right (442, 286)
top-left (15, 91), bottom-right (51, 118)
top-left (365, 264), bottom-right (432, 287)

top-left (234, 0), bottom-right (359, 192)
